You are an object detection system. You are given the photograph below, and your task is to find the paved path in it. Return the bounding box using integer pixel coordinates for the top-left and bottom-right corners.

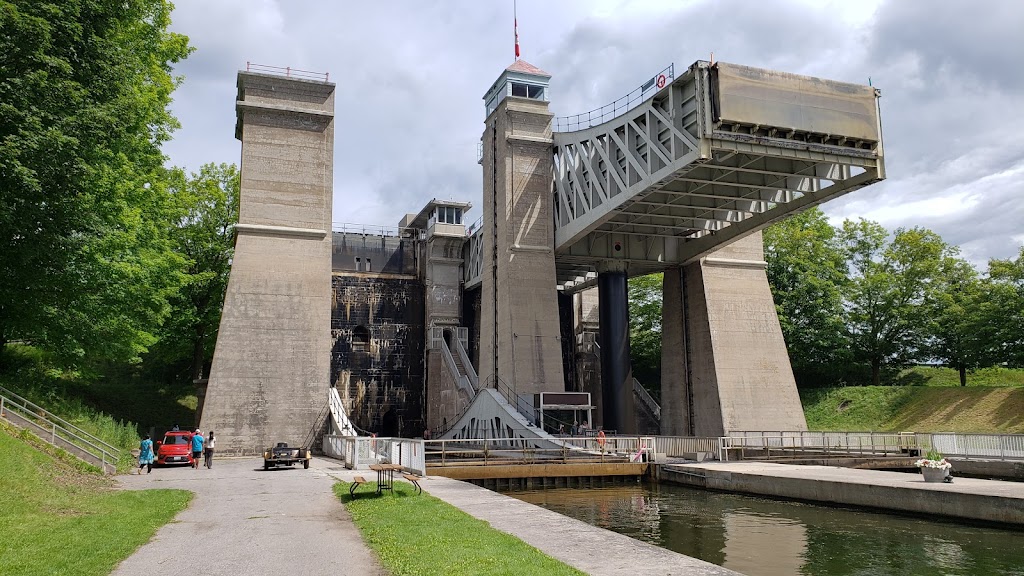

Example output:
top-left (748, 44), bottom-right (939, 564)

top-left (421, 475), bottom-right (740, 576)
top-left (113, 457), bottom-right (385, 576)
top-left (666, 461), bottom-right (1024, 525)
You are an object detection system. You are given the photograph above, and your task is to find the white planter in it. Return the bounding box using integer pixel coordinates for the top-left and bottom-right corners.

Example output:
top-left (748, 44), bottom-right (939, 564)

top-left (921, 467), bottom-right (947, 483)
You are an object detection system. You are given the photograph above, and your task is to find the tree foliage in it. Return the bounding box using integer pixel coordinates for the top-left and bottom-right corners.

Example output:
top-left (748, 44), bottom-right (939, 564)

top-left (987, 248), bottom-right (1024, 368)
top-left (628, 273), bottom-right (662, 397)
top-left (149, 164), bottom-right (239, 382)
top-left (0, 1), bottom-right (191, 366)
top-left (763, 208), bottom-right (850, 384)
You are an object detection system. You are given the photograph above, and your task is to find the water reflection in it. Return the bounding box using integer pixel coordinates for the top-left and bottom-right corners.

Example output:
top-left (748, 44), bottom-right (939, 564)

top-left (505, 483), bottom-right (1024, 576)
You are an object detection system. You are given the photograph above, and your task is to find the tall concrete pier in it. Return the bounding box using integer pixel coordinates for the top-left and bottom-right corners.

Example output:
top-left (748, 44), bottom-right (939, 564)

top-left (478, 61), bottom-right (565, 398)
top-left (201, 71), bottom-right (335, 454)
top-left (660, 233), bottom-right (807, 436)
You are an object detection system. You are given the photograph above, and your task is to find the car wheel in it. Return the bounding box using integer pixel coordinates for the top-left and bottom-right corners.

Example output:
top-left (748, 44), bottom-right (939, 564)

top-left (303, 460), bottom-right (309, 469)
top-left (264, 461), bottom-right (270, 470)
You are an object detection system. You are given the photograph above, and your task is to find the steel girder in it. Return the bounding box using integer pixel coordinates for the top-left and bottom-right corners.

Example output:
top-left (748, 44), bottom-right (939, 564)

top-left (551, 61), bottom-right (885, 291)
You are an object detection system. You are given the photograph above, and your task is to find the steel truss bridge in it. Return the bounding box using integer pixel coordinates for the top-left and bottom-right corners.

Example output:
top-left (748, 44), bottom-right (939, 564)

top-left (466, 60), bottom-right (885, 291)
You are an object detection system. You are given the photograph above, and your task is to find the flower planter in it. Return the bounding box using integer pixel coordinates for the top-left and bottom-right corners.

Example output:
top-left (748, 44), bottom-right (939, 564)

top-left (921, 467), bottom-right (947, 483)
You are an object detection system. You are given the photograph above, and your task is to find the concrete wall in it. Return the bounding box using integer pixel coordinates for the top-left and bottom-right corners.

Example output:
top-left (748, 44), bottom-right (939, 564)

top-left (662, 232), bottom-right (807, 436)
top-left (201, 72), bottom-right (334, 454)
top-left (331, 273), bottom-right (424, 437)
top-left (479, 97), bottom-right (565, 396)
top-left (424, 232), bottom-right (468, 431)
top-left (331, 232), bottom-right (417, 275)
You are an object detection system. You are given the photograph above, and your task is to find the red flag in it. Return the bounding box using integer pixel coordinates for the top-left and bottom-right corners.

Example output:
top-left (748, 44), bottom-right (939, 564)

top-left (514, 18), bottom-right (520, 58)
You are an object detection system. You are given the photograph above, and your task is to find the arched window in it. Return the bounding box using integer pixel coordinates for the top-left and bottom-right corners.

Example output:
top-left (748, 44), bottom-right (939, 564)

top-left (352, 325), bottom-right (370, 352)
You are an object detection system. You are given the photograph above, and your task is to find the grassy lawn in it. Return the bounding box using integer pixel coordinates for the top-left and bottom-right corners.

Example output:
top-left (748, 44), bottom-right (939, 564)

top-left (0, 423), bottom-right (191, 575)
top-left (334, 481), bottom-right (584, 576)
top-left (895, 365), bottom-right (1024, 387)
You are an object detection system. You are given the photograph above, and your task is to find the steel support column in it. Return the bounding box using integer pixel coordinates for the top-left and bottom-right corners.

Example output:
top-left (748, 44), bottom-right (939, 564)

top-left (597, 267), bottom-right (634, 433)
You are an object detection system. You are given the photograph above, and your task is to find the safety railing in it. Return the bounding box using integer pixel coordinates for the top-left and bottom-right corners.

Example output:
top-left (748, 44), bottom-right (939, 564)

top-left (452, 336), bottom-right (479, 390)
top-left (245, 62), bottom-right (329, 82)
top-left (323, 435), bottom-right (426, 476)
top-left (423, 437), bottom-right (650, 466)
top-left (553, 63), bottom-right (674, 132)
top-left (491, 375), bottom-right (540, 425)
top-left (332, 222), bottom-right (415, 237)
top-left (440, 338), bottom-right (475, 399)
top-left (327, 387), bottom-right (357, 436)
top-left (925, 433), bottom-right (1024, 461)
top-left (633, 378), bottom-right (661, 421)
top-left (0, 386), bottom-right (123, 473)
top-left (720, 432), bottom-right (919, 462)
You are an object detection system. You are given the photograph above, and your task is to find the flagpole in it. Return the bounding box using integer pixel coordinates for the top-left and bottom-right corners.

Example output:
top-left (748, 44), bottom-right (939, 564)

top-left (514, 0), bottom-right (519, 60)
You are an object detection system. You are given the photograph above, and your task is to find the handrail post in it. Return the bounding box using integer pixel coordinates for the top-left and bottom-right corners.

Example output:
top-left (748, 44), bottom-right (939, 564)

top-left (52, 423), bottom-right (56, 445)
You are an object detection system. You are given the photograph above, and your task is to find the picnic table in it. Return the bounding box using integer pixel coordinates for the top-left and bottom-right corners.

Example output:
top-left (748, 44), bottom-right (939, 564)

top-left (368, 463), bottom-right (403, 495)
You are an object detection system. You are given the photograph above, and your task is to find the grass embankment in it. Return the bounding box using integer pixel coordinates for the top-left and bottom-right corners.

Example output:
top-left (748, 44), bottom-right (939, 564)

top-left (334, 482), bottom-right (584, 576)
top-left (0, 345), bottom-right (197, 470)
top-left (0, 422), bottom-right (190, 576)
top-left (803, 367), bottom-right (1024, 433)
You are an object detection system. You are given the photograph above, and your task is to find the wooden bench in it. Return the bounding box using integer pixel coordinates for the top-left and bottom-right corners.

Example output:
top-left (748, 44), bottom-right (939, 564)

top-left (349, 476), bottom-right (367, 497)
top-left (403, 474), bottom-right (423, 495)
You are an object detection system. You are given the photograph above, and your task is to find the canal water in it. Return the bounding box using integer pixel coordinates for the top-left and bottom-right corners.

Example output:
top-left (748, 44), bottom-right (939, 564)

top-left (505, 482), bottom-right (1024, 575)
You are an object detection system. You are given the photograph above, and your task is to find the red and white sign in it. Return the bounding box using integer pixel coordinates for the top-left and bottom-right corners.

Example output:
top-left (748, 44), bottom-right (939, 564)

top-left (656, 74), bottom-right (667, 89)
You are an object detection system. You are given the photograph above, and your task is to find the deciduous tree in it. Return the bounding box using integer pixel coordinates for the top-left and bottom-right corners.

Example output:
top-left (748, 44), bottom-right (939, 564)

top-left (0, 1), bottom-right (191, 367)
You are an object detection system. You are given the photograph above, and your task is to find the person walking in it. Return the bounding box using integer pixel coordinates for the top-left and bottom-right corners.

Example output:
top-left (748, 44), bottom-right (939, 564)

top-left (190, 428), bottom-right (205, 469)
top-left (204, 430), bottom-right (216, 469)
top-left (137, 434), bottom-right (155, 475)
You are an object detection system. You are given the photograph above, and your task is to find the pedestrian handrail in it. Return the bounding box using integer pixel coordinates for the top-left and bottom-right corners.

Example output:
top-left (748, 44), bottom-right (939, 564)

top-left (245, 62), bottom-right (329, 82)
top-left (423, 437), bottom-right (646, 466)
top-left (553, 63), bottom-right (674, 132)
top-left (327, 387), bottom-right (358, 436)
top-left (633, 378), bottom-right (661, 421)
top-left (440, 338), bottom-right (475, 399)
top-left (0, 385), bottom-right (122, 473)
top-left (452, 336), bottom-right (479, 390)
top-left (925, 432), bottom-right (1024, 461)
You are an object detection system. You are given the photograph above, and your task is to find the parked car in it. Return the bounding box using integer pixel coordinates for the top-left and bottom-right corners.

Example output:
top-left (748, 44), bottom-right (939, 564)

top-left (156, 431), bottom-right (194, 466)
top-left (263, 442), bottom-right (311, 470)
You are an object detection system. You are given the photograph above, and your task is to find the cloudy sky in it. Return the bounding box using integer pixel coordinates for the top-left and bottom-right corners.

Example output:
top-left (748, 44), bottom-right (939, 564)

top-left (164, 0), bottom-right (1024, 267)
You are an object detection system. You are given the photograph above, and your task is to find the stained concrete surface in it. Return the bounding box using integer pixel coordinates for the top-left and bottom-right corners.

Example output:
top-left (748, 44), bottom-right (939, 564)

top-left (113, 457), bottom-right (385, 576)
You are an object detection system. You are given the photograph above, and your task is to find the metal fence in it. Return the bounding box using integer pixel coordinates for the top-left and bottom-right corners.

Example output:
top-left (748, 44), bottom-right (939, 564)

top-left (553, 63), bottom-right (674, 132)
top-left (322, 435), bottom-right (426, 476)
top-left (332, 222), bottom-right (413, 237)
top-left (720, 432), bottom-right (917, 462)
top-left (924, 433), bottom-right (1024, 460)
top-left (424, 436), bottom-right (653, 466)
top-left (0, 386), bottom-right (123, 473)
top-left (245, 62), bottom-right (329, 82)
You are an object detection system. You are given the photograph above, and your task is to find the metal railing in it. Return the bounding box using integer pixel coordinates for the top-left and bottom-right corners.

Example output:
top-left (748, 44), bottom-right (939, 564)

top-left (633, 378), bottom-right (661, 421)
top-left (424, 437), bottom-right (650, 466)
top-left (323, 435), bottom-right (426, 476)
top-left (924, 433), bottom-right (1024, 461)
top-left (452, 336), bottom-right (479, 390)
top-left (553, 63), bottom-right (674, 132)
top-left (440, 337), bottom-right (475, 399)
top-left (332, 222), bottom-right (414, 237)
top-left (720, 432), bottom-right (919, 462)
top-left (0, 386), bottom-right (123, 473)
top-left (245, 62), bottom-right (329, 82)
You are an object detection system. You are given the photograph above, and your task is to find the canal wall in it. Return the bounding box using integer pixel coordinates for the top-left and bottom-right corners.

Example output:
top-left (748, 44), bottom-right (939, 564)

top-left (659, 461), bottom-right (1024, 526)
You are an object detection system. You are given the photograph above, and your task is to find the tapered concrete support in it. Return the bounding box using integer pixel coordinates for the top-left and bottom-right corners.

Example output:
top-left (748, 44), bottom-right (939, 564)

top-left (201, 72), bottom-right (335, 454)
top-left (661, 232), bottom-right (807, 436)
top-left (598, 266), bottom-right (634, 434)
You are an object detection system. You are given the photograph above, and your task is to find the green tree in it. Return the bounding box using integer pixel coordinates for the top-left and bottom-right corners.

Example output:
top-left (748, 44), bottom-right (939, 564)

top-left (925, 255), bottom-right (986, 386)
top-left (987, 247), bottom-right (1024, 367)
top-left (763, 208), bottom-right (850, 385)
top-left (628, 273), bottom-right (663, 398)
top-left (151, 164), bottom-right (239, 382)
top-left (841, 221), bottom-right (950, 386)
top-left (0, 1), bottom-right (191, 367)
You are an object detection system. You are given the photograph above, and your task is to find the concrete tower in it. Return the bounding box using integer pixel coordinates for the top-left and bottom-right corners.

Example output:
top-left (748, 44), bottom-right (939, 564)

top-left (201, 71), bottom-right (335, 454)
top-left (479, 61), bottom-right (565, 399)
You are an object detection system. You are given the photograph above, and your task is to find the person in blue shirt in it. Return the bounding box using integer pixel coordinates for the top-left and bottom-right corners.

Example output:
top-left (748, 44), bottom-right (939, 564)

top-left (137, 434), bottom-right (155, 474)
top-left (190, 429), bottom-right (205, 469)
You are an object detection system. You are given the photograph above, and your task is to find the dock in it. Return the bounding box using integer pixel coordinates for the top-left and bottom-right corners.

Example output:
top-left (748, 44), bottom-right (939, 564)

top-left (661, 461), bottom-right (1024, 526)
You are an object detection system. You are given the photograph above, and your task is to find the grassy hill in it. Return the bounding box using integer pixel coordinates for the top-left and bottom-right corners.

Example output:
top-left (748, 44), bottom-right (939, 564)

top-left (802, 367), bottom-right (1024, 433)
top-left (0, 422), bottom-right (190, 575)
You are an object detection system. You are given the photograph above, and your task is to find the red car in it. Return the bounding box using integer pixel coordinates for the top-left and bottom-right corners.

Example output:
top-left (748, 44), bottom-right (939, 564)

top-left (156, 431), bottom-right (194, 466)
